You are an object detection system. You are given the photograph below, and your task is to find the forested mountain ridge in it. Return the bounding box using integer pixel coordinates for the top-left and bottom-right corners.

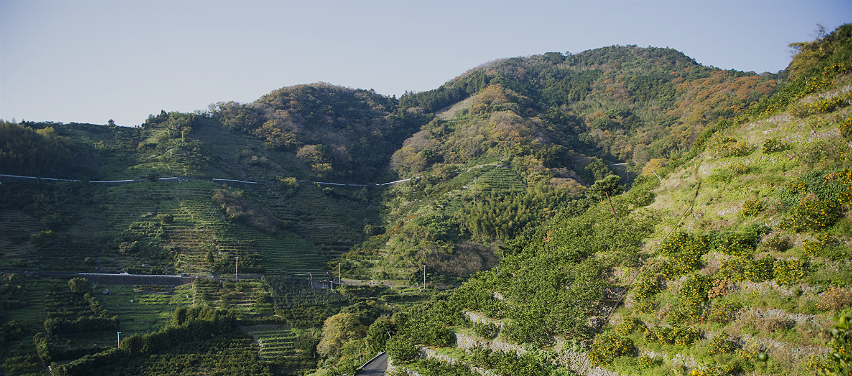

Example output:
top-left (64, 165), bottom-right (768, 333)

top-left (0, 25), bottom-right (850, 376)
top-left (398, 46), bottom-right (779, 167)
top-left (356, 45), bottom-right (781, 284)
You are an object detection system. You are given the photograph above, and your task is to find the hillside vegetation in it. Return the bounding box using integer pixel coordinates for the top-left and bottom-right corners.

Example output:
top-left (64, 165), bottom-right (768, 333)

top-left (361, 24), bottom-right (852, 376)
top-left (0, 24), bottom-right (850, 376)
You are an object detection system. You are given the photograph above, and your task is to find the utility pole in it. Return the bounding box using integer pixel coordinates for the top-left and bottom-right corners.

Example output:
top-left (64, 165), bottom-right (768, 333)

top-left (235, 256), bottom-right (239, 282)
top-left (338, 263), bottom-right (341, 286)
top-left (423, 264), bottom-right (426, 290)
top-left (117, 331), bottom-right (122, 348)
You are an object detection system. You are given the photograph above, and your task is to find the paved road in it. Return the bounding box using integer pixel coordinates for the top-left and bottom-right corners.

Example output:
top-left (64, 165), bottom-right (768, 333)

top-left (355, 352), bottom-right (388, 376)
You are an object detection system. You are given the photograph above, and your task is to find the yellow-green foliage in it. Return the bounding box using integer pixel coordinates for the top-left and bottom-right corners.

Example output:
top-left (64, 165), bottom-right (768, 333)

top-left (824, 169), bottom-right (852, 207)
top-left (589, 332), bottom-right (636, 366)
top-left (791, 91), bottom-right (852, 118)
top-left (761, 234), bottom-right (791, 253)
top-left (614, 317), bottom-right (645, 337)
top-left (773, 258), bottom-right (808, 286)
top-left (780, 194), bottom-right (841, 232)
top-left (762, 138), bottom-right (788, 153)
top-left (804, 234), bottom-right (836, 257)
top-left (659, 232), bottom-right (710, 278)
top-left (729, 162), bottom-right (750, 175)
top-left (745, 255), bottom-right (775, 282)
top-left (632, 275), bottom-right (662, 313)
top-left (716, 232), bottom-right (759, 258)
top-left (741, 198), bottom-right (766, 217)
top-left (839, 116), bottom-right (852, 139)
top-left (720, 256), bottom-right (775, 282)
top-left (708, 332), bottom-right (739, 355)
top-left (671, 274), bottom-right (710, 324)
top-left (643, 325), bottom-right (700, 346)
top-left (708, 299), bottom-right (741, 324)
top-left (714, 139), bottom-right (754, 158)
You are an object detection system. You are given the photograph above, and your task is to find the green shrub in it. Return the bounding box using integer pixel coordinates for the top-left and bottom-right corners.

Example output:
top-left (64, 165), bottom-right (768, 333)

top-left (708, 300), bottom-right (741, 324)
top-left (820, 313), bottom-right (852, 376)
top-left (761, 234), bottom-right (791, 253)
top-left (589, 332), bottom-right (636, 366)
top-left (824, 169), bottom-right (852, 208)
top-left (773, 258), bottom-right (809, 286)
top-left (614, 317), bottom-right (644, 337)
top-left (839, 115), bottom-right (852, 139)
top-left (804, 234), bottom-right (836, 257)
top-left (741, 199), bottom-right (766, 217)
top-left (744, 255), bottom-right (775, 282)
top-left (714, 231), bottom-right (761, 258)
top-left (385, 336), bottom-right (419, 364)
top-left (643, 325), bottom-right (700, 346)
top-left (157, 213), bottom-right (174, 224)
top-left (632, 275), bottom-right (662, 313)
top-left (762, 138), bottom-right (788, 153)
top-left (671, 274), bottom-right (710, 324)
top-left (714, 139), bottom-right (754, 158)
top-left (720, 257), bottom-right (750, 282)
top-left (659, 232), bottom-right (710, 278)
top-left (472, 322), bottom-right (499, 339)
top-left (780, 194), bottom-right (841, 232)
top-left (790, 91), bottom-right (852, 118)
top-left (729, 163), bottom-right (751, 175)
top-left (708, 332), bottom-right (739, 355)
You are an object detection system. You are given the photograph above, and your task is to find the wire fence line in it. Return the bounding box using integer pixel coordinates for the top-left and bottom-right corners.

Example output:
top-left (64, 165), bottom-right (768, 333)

top-left (0, 173), bottom-right (412, 188)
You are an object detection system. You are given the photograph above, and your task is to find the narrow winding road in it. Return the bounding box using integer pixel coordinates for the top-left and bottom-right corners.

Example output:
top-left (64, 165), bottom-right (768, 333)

top-left (354, 352), bottom-right (388, 376)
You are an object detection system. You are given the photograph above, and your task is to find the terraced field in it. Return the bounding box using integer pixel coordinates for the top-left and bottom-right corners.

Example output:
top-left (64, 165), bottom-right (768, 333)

top-left (245, 326), bottom-right (297, 361)
top-left (243, 325), bottom-right (320, 372)
top-left (472, 166), bottom-right (526, 191)
top-left (0, 211), bottom-right (41, 268)
top-left (94, 283), bottom-right (194, 336)
top-left (191, 279), bottom-right (273, 316)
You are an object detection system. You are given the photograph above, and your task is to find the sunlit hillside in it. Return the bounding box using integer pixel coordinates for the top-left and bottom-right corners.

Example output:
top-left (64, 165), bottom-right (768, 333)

top-left (0, 23), bottom-right (850, 376)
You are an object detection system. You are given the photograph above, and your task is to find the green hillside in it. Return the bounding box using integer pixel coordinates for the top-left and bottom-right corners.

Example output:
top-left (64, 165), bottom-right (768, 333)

top-left (367, 24), bottom-right (852, 376)
top-left (0, 24), bottom-right (850, 376)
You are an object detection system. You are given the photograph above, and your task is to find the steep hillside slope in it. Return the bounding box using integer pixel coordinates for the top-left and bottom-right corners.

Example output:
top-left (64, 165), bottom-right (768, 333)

top-left (367, 24), bottom-right (852, 376)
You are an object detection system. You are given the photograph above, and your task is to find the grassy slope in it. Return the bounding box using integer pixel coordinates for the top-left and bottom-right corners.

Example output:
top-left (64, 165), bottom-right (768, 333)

top-left (389, 80), bottom-right (852, 376)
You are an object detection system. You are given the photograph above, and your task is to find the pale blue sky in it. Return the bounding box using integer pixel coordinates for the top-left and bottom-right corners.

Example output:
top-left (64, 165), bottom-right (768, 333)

top-left (1, 0), bottom-right (849, 126)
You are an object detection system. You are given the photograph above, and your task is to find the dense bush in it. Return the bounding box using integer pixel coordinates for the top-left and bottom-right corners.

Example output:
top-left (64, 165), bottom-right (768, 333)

top-left (790, 91), bottom-right (852, 118)
top-left (670, 274), bottom-right (710, 324)
top-left (643, 325), bottom-right (700, 346)
top-left (761, 234), bottom-right (791, 253)
top-left (589, 332), bottom-right (636, 366)
top-left (781, 194), bottom-right (842, 232)
top-left (468, 346), bottom-right (562, 375)
top-left (713, 227), bottom-right (764, 257)
top-left (631, 274), bottom-right (663, 313)
top-left (741, 199), bottom-right (766, 217)
top-left (385, 336), bottom-right (419, 364)
top-left (708, 299), bottom-right (741, 324)
top-left (658, 231), bottom-right (710, 278)
top-left (714, 139), bottom-right (754, 158)
top-left (472, 322), bottom-right (500, 339)
top-left (708, 332), bottom-right (739, 355)
top-left (614, 317), bottom-right (645, 336)
top-left (762, 138), bottom-right (788, 153)
top-left (410, 358), bottom-right (477, 376)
